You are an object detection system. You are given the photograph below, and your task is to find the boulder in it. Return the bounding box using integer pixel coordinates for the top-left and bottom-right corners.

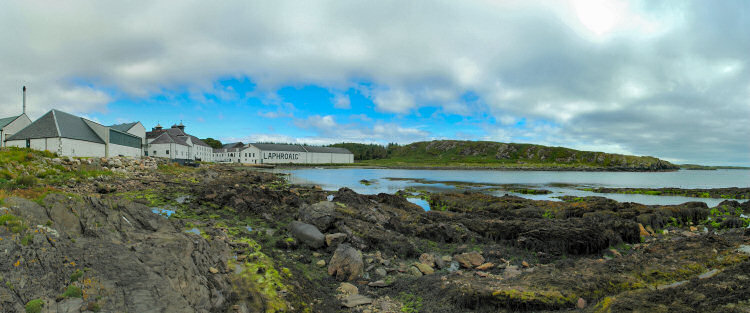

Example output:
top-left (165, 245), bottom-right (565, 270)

top-left (419, 253), bottom-right (436, 267)
top-left (337, 282), bottom-right (359, 296)
top-left (454, 251), bottom-right (484, 268)
top-left (289, 221), bottom-right (325, 248)
top-left (328, 244), bottom-right (364, 281)
top-left (299, 201), bottom-right (337, 231)
top-left (341, 295), bottom-right (373, 308)
top-left (325, 233), bottom-right (347, 247)
top-left (414, 262), bottom-right (434, 275)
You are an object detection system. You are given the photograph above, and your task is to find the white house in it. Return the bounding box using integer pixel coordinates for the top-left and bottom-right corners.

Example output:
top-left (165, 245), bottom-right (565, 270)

top-left (5, 110), bottom-right (143, 158)
top-left (0, 114), bottom-right (32, 147)
top-left (145, 123), bottom-right (214, 161)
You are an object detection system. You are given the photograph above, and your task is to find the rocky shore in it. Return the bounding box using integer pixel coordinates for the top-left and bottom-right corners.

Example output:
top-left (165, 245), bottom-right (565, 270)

top-left (0, 149), bottom-right (749, 312)
top-left (586, 187), bottom-right (750, 200)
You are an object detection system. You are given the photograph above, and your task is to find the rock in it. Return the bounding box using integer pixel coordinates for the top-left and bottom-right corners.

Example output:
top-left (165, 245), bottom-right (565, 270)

top-left (689, 226), bottom-right (698, 232)
top-left (209, 267), bottom-right (219, 274)
top-left (454, 251), bottom-right (484, 269)
top-left (522, 261), bottom-right (530, 268)
top-left (476, 271), bottom-right (489, 277)
top-left (316, 260), bottom-right (326, 267)
top-left (56, 298), bottom-right (84, 313)
top-left (435, 255), bottom-right (451, 269)
top-left (375, 267), bottom-right (387, 277)
top-left (325, 233), bottom-right (347, 247)
top-left (609, 249), bottom-right (621, 257)
top-left (328, 244), bottom-right (364, 281)
top-left (638, 223), bottom-right (650, 237)
top-left (698, 269), bottom-right (720, 279)
top-left (368, 280), bottom-right (389, 287)
top-left (503, 265), bottom-right (522, 279)
top-left (646, 225), bottom-right (656, 235)
top-left (408, 266), bottom-right (423, 277)
top-left (337, 282), bottom-right (359, 295)
top-left (419, 253), bottom-right (436, 267)
top-left (289, 221), bottom-right (325, 248)
top-left (476, 262), bottom-right (494, 271)
top-left (414, 262), bottom-right (434, 275)
top-left (341, 295), bottom-right (373, 308)
top-left (577, 298), bottom-right (587, 309)
top-left (299, 201), bottom-right (337, 231)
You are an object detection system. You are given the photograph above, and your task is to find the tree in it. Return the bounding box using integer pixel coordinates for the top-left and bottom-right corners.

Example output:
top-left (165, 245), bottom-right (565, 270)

top-left (202, 138), bottom-right (223, 149)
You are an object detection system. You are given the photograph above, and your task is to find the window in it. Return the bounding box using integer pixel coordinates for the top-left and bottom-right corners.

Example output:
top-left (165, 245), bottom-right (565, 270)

top-left (166, 150), bottom-right (169, 155)
top-left (26, 139), bottom-right (30, 148)
top-left (153, 151), bottom-right (157, 155)
top-left (145, 151), bottom-right (149, 156)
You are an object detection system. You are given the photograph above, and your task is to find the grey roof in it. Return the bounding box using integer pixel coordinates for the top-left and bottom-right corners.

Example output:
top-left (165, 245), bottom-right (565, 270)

top-left (0, 115), bottom-right (20, 129)
top-left (149, 132), bottom-right (189, 146)
top-left (7, 110), bottom-right (105, 144)
top-left (222, 142), bottom-right (244, 149)
top-left (249, 143), bottom-right (351, 154)
top-left (109, 122), bottom-right (139, 132)
top-left (304, 146), bottom-right (352, 154)
top-left (250, 143), bottom-right (307, 152)
top-left (189, 135), bottom-right (211, 147)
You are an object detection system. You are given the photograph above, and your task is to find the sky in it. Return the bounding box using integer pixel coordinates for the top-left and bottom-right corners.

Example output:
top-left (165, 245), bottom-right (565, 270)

top-left (1, 1), bottom-right (748, 166)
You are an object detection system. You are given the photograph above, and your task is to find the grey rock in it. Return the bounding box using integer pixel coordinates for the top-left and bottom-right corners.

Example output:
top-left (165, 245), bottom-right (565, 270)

top-left (289, 221), bottom-right (325, 248)
top-left (375, 267), bottom-right (387, 277)
top-left (341, 294), bottom-right (373, 308)
top-left (299, 201), bottom-right (337, 231)
top-left (325, 233), bottom-right (347, 247)
top-left (328, 244), bottom-right (364, 281)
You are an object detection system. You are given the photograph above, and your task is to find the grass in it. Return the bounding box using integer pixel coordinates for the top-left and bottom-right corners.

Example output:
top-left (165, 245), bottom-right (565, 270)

top-left (398, 292), bottom-right (423, 313)
top-left (0, 213), bottom-right (26, 233)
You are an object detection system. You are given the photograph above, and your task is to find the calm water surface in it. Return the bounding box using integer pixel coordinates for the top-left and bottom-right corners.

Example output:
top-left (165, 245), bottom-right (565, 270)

top-left (277, 168), bottom-right (749, 207)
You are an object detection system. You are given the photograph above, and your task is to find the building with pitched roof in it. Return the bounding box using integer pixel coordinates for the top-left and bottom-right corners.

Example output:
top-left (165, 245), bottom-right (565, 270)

top-left (0, 114), bottom-right (32, 147)
top-left (5, 109), bottom-right (143, 157)
top-left (145, 123), bottom-right (214, 162)
top-left (237, 143), bottom-right (353, 164)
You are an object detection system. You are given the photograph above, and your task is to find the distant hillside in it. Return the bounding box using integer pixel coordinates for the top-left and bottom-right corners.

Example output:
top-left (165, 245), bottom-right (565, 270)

top-left (337, 140), bottom-right (678, 171)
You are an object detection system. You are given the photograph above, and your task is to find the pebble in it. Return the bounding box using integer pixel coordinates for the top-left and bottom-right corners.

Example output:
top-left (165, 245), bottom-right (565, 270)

top-left (209, 267), bottom-right (219, 274)
top-left (341, 295), bottom-right (372, 308)
top-left (337, 282), bottom-right (358, 295)
top-left (316, 260), bottom-right (326, 267)
top-left (522, 261), bottom-right (530, 268)
top-left (408, 266), bottom-right (423, 277)
top-left (476, 262), bottom-right (494, 270)
top-left (414, 262), bottom-right (434, 275)
top-left (577, 298), bottom-right (587, 309)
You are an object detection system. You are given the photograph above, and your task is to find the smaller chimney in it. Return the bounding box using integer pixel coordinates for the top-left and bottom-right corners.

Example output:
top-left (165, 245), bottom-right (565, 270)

top-left (22, 86), bottom-right (26, 115)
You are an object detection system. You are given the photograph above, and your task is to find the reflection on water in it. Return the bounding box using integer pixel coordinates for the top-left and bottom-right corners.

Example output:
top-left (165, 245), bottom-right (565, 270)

top-left (151, 208), bottom-right (175, 217)
top-left (279, 168), bottom-right (749, 207)
top-left (406, 198), bottom-right (431, 211)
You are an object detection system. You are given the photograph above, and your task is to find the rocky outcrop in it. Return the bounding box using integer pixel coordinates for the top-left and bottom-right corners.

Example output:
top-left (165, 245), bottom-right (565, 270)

top-left (0, 194), bottom-right (231, 313)
top-left (328, 244), bottom-right (364, 281)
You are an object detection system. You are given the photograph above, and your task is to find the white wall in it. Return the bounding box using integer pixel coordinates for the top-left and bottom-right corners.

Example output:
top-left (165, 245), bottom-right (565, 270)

top-left (331, 153), bottom-right (353, 164)
top-left (260, 150), bottom-right (307, 164)
top-left (240, 146), bottom-right (260, 164)
top-left (1, 115), bottom-right (32, 147)
top-left (109, 143), bottom-right (141, 157)
top-left (60, 138), bottom-right (105, 157)
top-left (148, 143), bottom-right (190, 160)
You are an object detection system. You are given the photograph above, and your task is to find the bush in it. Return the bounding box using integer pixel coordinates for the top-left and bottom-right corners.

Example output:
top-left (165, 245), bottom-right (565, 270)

top-left (13, 175), bottom-right (37, 188)
top-left (25, 299), bottom-right (44, 313)
top-left (59, 285), bottom-right (82, 298)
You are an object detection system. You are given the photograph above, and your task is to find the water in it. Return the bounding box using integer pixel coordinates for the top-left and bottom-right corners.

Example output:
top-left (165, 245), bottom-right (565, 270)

top-left (151, 208), bottom-right (175, 217)
top-left (279, 168), bottom-right (749, 206)
top-left (407, 198), bottom-right (431, 211)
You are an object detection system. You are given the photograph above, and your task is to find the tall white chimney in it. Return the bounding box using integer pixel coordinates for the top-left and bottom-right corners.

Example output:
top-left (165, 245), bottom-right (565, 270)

top-left (22, 86), bottom-right (26, 115)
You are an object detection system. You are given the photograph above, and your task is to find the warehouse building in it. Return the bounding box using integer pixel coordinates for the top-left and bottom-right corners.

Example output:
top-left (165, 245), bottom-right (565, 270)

top-left (0, 113), bottom-right (32, 147)
top-left (5, 109), bottom-right (143, 157)
top-left (239, 143), bottom-right (353, 164)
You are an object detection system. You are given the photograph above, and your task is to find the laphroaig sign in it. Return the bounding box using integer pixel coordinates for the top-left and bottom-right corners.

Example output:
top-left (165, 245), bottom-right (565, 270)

top-left (263, 152), bottom-right (301, 160)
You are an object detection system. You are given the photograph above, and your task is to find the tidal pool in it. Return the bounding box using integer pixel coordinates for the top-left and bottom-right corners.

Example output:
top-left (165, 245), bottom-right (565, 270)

top-left (278, 168), bottom-right (749, 207)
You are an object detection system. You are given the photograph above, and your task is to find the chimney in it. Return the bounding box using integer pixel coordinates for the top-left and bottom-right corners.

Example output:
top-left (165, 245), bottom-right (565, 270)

top-left (177, 121), bottom-right (185, 131)
top-left (22, 86), bottom-right (26, 115)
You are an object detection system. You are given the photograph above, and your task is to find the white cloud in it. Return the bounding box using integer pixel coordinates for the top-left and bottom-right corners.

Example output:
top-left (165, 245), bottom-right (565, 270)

top-left (332, 93), bottom-right (351, 109)
top-left (0, 1), bottom-right (747, 164)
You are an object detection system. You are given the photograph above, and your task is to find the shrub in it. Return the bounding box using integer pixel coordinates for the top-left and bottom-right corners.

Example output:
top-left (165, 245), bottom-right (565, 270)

top-left (13, 175), bottom-right (37, 188)
top-left (70, 269), bottom-right (84, 282)
top-left (59, 285), bottom-right (83, 298)
top-left (25, 299), bottom-right (44, 313)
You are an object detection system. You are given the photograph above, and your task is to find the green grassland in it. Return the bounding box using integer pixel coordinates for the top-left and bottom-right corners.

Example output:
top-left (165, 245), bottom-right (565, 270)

top-left (333, 140), bottom-right (677, 171)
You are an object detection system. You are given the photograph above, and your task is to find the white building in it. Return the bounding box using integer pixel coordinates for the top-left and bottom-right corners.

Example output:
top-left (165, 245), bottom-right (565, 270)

top-left (213, 142), bottom-right (244, 163)
top-left (238, 143), bottom-right (353, 164)
top-left (5, 110), bottom-right (143, 158)
top-left (0, 114), bottom-right (32, 147)
top-left (145, 123), bottom-right (214, 162)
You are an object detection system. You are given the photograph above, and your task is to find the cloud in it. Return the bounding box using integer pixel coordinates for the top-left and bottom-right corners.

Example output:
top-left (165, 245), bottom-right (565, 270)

top-left (332, 93), bottom-right (350, 109)
top-left (0, 1), bottom-right (747, 164)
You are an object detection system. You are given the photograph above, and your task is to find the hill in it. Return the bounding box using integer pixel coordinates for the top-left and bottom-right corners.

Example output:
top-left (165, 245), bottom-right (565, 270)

top-left (333, 140), bottom-right (678, 171)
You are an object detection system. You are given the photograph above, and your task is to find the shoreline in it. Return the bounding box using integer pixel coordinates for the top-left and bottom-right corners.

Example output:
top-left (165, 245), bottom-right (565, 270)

top-left (270, 164), bottom-right (684, 172)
